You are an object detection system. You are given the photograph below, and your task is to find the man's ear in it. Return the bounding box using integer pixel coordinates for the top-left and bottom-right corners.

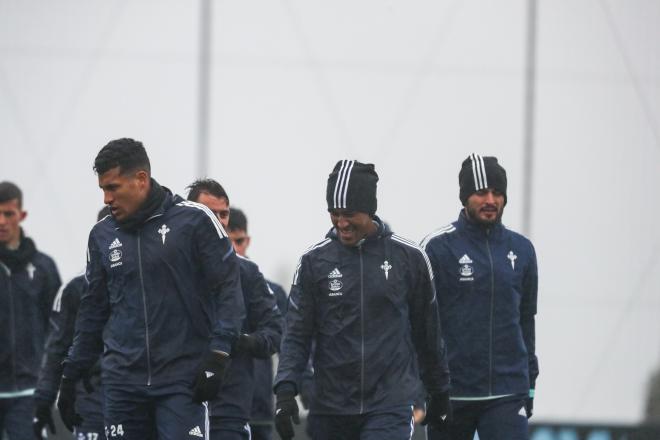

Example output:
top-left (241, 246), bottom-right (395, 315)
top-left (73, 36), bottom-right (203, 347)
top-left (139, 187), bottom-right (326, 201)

top-left (19, 210), bottom-right (27, 222)
top-left (135, 170), bottom-right (150, 188)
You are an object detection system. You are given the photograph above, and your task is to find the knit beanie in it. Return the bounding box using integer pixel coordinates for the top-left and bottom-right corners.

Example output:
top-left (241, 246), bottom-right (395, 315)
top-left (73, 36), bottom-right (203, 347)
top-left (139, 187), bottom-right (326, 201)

top-left (326, 160), bottom-right (378, 215)
top-left (459, 153), bottom-right (507, 205)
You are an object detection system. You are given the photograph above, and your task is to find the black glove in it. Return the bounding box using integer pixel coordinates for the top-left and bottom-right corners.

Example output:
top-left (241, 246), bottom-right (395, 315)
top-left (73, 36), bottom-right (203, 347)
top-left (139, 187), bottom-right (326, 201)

top-left (56, 376), bottom-right (82, 432)
top-left (234, 333), bottom-right (266, 358)
top-left (192, 351), bottom-right (230, 403)
top-left (33, 399), bottom-right (56, 439)
top-left (422, 391), bottom-right (453, 428)
top-left (525, 397), bottom-right (534, 419)
top-left (275, 388), bottom-right (300, 440)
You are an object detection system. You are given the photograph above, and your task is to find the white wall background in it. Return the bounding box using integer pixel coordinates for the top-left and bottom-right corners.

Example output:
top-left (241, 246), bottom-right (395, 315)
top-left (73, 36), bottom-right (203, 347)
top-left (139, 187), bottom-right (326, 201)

top-left (1, 0), bottom-right (659, 424)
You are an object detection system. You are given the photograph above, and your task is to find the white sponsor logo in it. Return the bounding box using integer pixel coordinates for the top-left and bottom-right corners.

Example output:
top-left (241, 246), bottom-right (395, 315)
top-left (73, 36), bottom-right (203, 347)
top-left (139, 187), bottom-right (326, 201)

top-left (189, 426), bottom-right (204, 438)
top-left (109, 238), bottom-right (122, 249)
top-left (459, 254), bottom-right (473, 264)
top-left (328, 268), bottom-right (342, 279)
top-left (329, 279), bottom-right (342, 292)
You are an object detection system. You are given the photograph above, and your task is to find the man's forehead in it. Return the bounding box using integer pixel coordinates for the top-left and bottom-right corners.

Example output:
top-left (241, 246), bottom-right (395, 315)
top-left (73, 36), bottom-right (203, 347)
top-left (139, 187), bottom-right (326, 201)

top-left (0, 199), bottom-right (22, 212)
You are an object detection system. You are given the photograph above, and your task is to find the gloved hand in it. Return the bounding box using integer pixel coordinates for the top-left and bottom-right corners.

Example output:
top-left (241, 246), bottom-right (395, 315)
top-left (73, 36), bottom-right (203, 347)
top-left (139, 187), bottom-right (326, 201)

top-left (192, 351), bottom-right (230, 403)
top-left (56, 376), bottom-right (82, 432)
top-left (234, 333), bottom-right (266, 358)
top-left (525, 389), bottom-right (534, 418)
top-left (33, 399), bottom-right (56, 439)
top-left (422, 391), bottom-right (453, 428)
top-left (275, 388), bottom-right (300, 440)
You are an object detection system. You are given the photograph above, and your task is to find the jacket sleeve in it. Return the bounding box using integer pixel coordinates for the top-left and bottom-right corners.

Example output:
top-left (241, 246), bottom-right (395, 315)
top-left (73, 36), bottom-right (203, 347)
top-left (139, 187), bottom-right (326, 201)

top-left (521, 241), bottom-right (539, 389)
top-left (273, 254), bottom-right (316, 394)
top-left (40, 257), bottom-right (62, 331)
top-left (268, 281), bottom-right (289, 316)
top-left (193, 212), bottom-right (245, 355)
top-left (242, 262), bottom-right (284, 358)
top-left (35, 277), bottom-right (82, 403)
top-left (63, 235), bottom-right (109, 380)
top-left (408, 248), bottom-right (450, 396)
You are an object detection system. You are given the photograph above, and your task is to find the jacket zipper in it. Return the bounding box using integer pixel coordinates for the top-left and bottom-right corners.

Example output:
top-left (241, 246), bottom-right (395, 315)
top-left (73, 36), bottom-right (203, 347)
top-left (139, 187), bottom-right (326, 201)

top-left (359, 244), bottom-right (365, 414)
top-left (5, 264), bottom-right (17, 391)
top-left (137, 233), bottom-right (153, 386)
top-left (485, 228), bottom-right (495, 396)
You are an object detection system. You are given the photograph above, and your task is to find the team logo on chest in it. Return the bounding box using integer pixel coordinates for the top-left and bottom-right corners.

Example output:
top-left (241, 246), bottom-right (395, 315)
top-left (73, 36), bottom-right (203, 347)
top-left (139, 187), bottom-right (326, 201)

top-left (109, 249), bottom-right (123, 268)
top-left (381, 260), bottom-right (392, 280)
top-left (158, 224), bottom-right (170, 245)
top-left (458, 254), bottom-right (474, 281)
top-left (26, 262), bottom-right (36, 280)
top-left (507, 250), bottom-right (517, 270)
top-left (329, 279), bottom-right (343, 292)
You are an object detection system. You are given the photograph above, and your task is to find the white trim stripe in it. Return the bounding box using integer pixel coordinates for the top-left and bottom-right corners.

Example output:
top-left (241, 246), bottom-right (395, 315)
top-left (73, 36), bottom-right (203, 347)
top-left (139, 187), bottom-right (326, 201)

top-left (471, 153), bottom-right (481, 190)
top-left (177, 201), bottom-right (228, 238)
top-left (391, 235), bottom-right (434, 281)
top-left (332, 160), bottom-right (355, 209)
top-left (478, 154), bottom-right (488, 188)
top-left (470, 153), bottom-right (489, 191)
top-left (332, 160), bottom-right (347, 208)
top-left (340, 160), bottom-right (355, 208)
top-left (292, 238), bottom-right (332, 284)
top-left (420, 224), bottom-right (456, 248)
top-left (408, 405), bottom-right (414, 440)
top-left (203, 401), bottom-right (209, 440)
top-left (52, 285), bottom-right (65, 312)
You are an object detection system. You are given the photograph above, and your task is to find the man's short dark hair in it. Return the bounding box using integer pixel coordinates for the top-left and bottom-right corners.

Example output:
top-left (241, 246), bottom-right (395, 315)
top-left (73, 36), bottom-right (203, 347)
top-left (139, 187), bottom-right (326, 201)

top-left (228, 207), bottom-right (247, 233)
top-left (0, 181), bottom-right (23, 208)
top-left (186, 179), bottom-right (229, 204)
top-left (94, 138), bottom-right (151, 176)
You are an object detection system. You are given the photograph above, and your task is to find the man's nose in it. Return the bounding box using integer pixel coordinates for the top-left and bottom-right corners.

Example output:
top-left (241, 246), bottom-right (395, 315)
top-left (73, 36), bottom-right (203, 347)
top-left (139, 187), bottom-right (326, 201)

top-left (103, 191), bottom-right (113, 206)
top-left (336, 216), bottom-right (349, 228)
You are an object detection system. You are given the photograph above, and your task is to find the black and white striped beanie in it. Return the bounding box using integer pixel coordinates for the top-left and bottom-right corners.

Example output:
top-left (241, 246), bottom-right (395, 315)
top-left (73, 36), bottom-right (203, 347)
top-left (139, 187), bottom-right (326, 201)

top-left (459, 153), bottom-right (507, 205)
top-left (326, 160), bottom-right (378, 215)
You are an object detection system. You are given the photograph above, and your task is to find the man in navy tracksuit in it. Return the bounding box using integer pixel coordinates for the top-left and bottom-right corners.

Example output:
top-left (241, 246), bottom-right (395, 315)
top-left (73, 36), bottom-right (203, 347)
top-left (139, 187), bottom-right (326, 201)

top-left (33, 274), bottom-right (104, 439)
top-left (422, 154), bottom-right (539, 440)
top-left (0, 181), bottom-right (61, 440)
top-left (274, 160), bottom-right (452, 440)
top-left (58, 138), bottom-right (245, 440)
top-left (187, 180), bottom-right (284, 440)
top-left (224, 207), bottom-right (289, 440)
top-left (33, 208), bottom-right (110, 440)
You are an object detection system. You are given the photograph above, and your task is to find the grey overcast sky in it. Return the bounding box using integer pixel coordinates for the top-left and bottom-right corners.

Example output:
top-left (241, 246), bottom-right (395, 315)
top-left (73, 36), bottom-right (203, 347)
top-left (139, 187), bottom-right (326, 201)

top-left (1, 0), bottom-right (659, 424)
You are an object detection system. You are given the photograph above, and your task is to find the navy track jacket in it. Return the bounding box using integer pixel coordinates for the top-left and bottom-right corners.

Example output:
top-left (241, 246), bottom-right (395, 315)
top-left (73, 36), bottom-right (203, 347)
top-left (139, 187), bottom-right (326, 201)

top-left (0, 247), bottom-right (61, 394)
top-left (64, 191), bottom-right (245, 386)
top-left (275, 218), bottom-right (450, 415)
top-left (422, 210), bottom-right (539, 398)
top-left (35, 274), bottom-right (103, 422)
top-left (211, 256), bottom-right (283, 421)
top-left (250, 279), bottom-right (288, 422)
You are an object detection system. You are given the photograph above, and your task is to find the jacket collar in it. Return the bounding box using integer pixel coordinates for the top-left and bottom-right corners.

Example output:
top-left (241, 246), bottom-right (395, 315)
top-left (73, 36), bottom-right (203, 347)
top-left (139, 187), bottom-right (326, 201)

top-left (326, 215), bottom-right (392, 247)
top-left (456, 209), bottom-right (505, 239)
